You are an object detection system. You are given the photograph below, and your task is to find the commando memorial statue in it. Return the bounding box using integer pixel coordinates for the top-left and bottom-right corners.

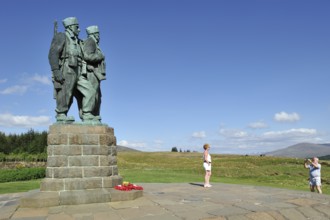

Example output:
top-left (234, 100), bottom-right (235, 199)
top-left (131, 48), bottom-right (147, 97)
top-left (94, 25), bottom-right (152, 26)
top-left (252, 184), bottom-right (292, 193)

top-left (48, 17), bottom-right (105, 124)
top-left (83, 25), bottom-right (106, 122)
top-left (19, 17), bottom-right (142, 207)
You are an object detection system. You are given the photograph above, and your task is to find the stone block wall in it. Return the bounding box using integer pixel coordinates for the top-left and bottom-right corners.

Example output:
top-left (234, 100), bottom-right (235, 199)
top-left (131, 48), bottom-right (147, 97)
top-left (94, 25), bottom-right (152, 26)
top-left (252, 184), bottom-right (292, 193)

top-left (41, 124), bottom-right (122, 192)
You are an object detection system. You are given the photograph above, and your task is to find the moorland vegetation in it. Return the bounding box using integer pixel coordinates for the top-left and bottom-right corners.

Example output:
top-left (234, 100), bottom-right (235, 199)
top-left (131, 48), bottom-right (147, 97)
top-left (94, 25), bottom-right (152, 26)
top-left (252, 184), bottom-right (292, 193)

top-left (117, 151), bottom-right (330, 194)
top-left (0, 130), bottom-right (329, 195)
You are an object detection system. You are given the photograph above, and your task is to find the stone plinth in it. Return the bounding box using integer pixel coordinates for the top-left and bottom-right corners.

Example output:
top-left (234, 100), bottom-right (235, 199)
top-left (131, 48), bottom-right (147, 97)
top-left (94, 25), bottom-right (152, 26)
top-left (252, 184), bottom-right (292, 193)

top-left (20, 124), bottom-right (142, 207)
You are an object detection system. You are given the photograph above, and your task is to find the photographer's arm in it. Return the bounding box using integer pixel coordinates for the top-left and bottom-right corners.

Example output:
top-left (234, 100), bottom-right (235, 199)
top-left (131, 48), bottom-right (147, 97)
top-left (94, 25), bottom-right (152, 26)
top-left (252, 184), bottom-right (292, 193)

top-left (304, 163), bottom-right (309, 169)
top-left (311, 161), bottom-right (320, 168)
top-left (304, 159), bottom-right (310, 169)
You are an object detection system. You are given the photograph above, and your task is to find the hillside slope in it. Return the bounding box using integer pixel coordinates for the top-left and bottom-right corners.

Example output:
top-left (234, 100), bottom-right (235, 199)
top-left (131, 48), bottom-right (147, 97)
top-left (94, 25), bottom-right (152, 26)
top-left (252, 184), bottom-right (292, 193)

top-left (117, 145), bottom-right (141, 152)
top-left (266, 143), bottom-right (330, 158)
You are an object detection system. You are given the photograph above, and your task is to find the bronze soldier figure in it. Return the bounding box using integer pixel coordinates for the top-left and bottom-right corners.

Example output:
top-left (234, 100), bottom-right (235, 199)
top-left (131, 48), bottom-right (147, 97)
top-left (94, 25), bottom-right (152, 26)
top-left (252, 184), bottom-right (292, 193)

top-left (83, 25), bottom-right (106, 122)
top-left (48, 17), bottom-right (97, 123)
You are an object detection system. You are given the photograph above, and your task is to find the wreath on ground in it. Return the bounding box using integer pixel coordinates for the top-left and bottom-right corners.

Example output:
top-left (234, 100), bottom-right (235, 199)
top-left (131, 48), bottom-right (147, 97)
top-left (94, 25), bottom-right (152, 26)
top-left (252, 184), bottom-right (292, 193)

top-left (115, 181), bottom-right (143, 191)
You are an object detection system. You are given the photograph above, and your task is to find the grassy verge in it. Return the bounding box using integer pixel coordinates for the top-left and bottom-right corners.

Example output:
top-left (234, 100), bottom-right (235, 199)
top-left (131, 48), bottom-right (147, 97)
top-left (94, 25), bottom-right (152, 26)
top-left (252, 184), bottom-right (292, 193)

top-left (0, 152), bottom-right (329, 195)
top-left (0, 179), bottom-right (41, 194)
top-left (117, 152), bottom-right (330, 195)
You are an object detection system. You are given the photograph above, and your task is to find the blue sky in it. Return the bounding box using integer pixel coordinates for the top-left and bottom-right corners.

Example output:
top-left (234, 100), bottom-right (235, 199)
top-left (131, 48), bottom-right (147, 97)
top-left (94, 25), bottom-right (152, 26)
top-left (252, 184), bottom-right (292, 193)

top-left (0, 0), bottom-right (329, 154)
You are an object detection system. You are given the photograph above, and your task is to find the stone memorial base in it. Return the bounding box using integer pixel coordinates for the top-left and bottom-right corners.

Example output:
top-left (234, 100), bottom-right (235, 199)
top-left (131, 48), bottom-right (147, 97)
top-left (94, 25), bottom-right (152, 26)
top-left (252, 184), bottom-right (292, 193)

top-left (20, 188), bottom-right (143, 208)
top-left (20, 124), bottom-right (142, 208)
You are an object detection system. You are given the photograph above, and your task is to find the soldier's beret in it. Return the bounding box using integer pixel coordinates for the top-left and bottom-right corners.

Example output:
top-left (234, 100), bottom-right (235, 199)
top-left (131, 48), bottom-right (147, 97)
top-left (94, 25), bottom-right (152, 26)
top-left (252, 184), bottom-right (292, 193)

top-left (86, 25), bottom-right (99, 34)
top-left (62, 17), bottom-right (79, 28)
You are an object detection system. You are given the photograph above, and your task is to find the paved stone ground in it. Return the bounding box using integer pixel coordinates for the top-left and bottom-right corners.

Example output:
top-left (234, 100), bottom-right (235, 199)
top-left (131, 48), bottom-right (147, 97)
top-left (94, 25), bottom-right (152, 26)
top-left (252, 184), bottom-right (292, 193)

top-left (1, 183), bottom-right (329, 220)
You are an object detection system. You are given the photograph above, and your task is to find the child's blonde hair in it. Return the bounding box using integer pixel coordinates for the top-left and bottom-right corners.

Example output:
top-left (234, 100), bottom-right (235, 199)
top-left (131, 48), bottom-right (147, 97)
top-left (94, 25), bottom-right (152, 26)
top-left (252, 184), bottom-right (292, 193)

top-left (203, 143), bottom-right (210, 150)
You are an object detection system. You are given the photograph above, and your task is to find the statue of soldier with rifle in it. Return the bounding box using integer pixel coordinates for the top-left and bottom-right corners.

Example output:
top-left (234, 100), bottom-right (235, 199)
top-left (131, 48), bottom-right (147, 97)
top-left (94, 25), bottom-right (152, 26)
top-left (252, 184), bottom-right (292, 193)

top-left (83, 25), bottom-right (106, 122)
top-left (48, 17), bottom-right (98, 123)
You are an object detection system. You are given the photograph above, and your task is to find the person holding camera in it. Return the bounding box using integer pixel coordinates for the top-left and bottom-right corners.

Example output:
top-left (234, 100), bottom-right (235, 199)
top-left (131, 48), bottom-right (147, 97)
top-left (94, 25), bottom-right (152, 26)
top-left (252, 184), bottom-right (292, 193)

top-left (304, 157), bottom-right (322, 194)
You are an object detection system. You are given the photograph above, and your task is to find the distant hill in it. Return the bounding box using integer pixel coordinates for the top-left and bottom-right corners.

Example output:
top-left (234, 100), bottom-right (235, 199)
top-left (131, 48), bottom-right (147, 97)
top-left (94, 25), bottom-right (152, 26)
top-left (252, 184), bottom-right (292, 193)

top-left (319, 155), bottom-right (330, 160)
top-left (266, 143), bottom-right (330, 158)
top-left (117, 145), bottom-right (141, 152)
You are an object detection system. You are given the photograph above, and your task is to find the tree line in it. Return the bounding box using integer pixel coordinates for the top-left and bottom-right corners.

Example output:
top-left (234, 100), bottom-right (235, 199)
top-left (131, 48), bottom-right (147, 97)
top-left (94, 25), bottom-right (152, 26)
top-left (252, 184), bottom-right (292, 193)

top-left (171, 147), bottom-right (196, 153)
top-left (0, 129), bottom-right (47, 154)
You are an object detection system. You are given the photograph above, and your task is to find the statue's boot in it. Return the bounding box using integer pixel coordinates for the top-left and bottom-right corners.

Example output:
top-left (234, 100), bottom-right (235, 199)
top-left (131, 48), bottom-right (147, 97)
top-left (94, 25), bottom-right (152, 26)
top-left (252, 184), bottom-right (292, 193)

top-left (82, 112), bottom-right (95, 121)
top-left (82, 113), bottom-right (102, 124)
top-left (94, 115), bottom-right (102, 122)
top-left (56, 113), bottom-right (75, 123)
top-left (56, 113), bottom-right (67, 122)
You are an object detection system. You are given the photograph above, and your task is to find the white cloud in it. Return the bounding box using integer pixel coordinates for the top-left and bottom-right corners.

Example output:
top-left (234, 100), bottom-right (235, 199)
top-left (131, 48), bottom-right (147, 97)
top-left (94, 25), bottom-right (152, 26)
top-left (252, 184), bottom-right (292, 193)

top-left (153, 139), bottom-right (164, 145)
top-left (31, 74), bottom-right (52, 85)
top-left (192, 131), bottom-right (206, 138)
top-left (248, 121), bottom-right (268, 129)
top-left (0, 78), bottom-right (7, 83)
top-left (118, 140), bottom-right (129, 146)
top-left (0, 73), bottom-right (51, 95)
top-left (118, 139), bottom-right (168, 152)
top-left (274, 111), bottom-right (300, 122)
top-left (118, 140), bottom-right (146, 148)
top-left (219, 128), bottom-right (248, 138)
top-left (262, 128), bottom-right (317, 141)
top-left (0, 85), bottom-right (28, 95)
top-left (214, 127), bottom-right (322, 154)
top-left (0, 113), bottom-right (51, 127)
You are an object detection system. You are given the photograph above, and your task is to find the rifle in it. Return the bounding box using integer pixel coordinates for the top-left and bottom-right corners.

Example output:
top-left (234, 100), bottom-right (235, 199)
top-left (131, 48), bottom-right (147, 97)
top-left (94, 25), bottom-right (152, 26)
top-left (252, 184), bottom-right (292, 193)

top-left (54, 20), bottom-right (58, 36)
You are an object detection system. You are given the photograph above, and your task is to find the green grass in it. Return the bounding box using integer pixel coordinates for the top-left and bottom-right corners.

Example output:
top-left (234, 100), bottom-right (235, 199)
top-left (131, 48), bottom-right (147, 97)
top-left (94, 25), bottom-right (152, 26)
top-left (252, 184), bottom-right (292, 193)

top-left (0, 179), bottom-right (41, 194)
top-left (117, 152), bottom-right (330, 195)
top-left (0, 152), bottom-right (329, 195)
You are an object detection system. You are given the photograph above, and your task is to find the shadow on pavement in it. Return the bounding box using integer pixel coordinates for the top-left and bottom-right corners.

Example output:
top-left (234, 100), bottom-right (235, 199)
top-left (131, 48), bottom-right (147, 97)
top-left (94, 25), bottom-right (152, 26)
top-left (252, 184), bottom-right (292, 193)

top-left (189, 182), bottom-right (204, 187)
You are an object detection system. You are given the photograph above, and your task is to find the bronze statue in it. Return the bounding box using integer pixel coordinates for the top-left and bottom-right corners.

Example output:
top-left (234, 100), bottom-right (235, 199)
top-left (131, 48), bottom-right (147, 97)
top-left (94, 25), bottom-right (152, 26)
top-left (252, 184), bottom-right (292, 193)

top-left (48, 17), bottom-right (100, 123)
top-left (83, 25), bottom-right (106, 122)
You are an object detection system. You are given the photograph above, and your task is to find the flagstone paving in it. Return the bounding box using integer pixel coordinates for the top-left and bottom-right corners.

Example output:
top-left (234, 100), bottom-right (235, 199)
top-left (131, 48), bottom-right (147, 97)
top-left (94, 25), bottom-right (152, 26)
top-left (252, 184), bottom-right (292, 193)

top-left (0, 183), bottom-right (329, 220)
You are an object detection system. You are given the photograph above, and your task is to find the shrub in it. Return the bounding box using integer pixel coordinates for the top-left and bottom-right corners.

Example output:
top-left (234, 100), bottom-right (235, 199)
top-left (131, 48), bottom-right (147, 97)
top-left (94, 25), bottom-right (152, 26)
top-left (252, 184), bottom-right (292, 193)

top-left (0, 167), bottom-right (45, 183)
top-left (0, 153), bottom-right (47, 162)
top-left (0, 152), bottom-right (5, 162)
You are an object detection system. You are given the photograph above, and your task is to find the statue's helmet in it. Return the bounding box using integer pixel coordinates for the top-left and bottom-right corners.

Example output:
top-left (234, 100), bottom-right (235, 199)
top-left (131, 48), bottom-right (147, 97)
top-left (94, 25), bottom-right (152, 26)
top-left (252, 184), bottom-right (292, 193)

top-left (62, 17), bottom-right (79, 28)
top-left (86, 25), bottom-right (99, 35)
